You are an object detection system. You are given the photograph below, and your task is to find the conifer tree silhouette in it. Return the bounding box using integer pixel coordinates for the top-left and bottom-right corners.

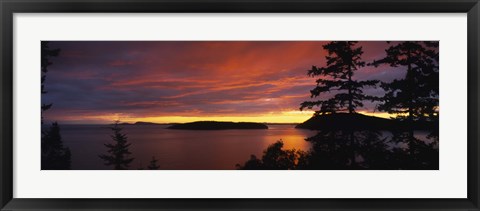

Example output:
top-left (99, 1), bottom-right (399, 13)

top-left (300, 41), bottom-right (379, 115)
top-left (41, 122), bottom-right (71, 170)
top-left (99, 122), bottom-right (134, 170)
top-left (41, 41), bottom-right (60, 116)
top-left (299, 41), bottom-right (380, 168)
top-left (370, 41), bottom-right (439, 122)
top-left (147, 156), bottom-right (160, 170)
top-left (370, 41), bottom-right (439, 154)
top-left (41, 41), bottom-right (71, 170)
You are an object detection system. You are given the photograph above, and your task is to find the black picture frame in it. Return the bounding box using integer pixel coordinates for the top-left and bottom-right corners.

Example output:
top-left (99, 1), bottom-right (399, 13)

top-left (1, 0), bottom-right (479, 210)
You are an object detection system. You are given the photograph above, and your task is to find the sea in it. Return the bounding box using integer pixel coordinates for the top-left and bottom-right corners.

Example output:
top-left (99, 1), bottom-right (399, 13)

top-left (57, 124), bottom-right (318, 170)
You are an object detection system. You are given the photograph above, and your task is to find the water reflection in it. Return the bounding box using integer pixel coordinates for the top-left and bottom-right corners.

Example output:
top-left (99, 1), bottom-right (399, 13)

top-left (60, 124), bottom-right (316, 170)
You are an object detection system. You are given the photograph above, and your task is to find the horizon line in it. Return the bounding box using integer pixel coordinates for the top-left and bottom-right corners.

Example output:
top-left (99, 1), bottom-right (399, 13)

top-left (43, 112), bottom-right (396, 125)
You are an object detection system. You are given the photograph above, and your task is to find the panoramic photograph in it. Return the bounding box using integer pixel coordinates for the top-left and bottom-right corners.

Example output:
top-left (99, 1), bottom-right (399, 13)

top-left (41, 41), bottom-right (439, 170)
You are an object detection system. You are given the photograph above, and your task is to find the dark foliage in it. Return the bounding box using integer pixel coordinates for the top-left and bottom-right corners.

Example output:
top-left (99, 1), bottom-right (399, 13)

top-left (40, 42), bottom-right (71, 170)
top-left (370, 41), bottom-right (439, 122)
top-left (304, 130), bottom-right (438, 170)
top-left (147, 156), bottom-right (160, 170)
top-left (41, 41), bottom-right (60, 114)
top-left (300, 130), bottom-right (394, 169)
top-left (302, 130), bottom-right (354, 169)
top-left (41, 122), bottom-right (71, 170)
top-left (387, 131), bottom-right (439, 169)
top-left (301, 41), bottom-right (379, 115)
top-left (369, 41), bottom-right (439, 153)
top-left (99, 122), bottom-right (134, 170)
top-left (236, 141), bottom-right (307, 170)
top-left (237, 130), bottom-right (438, 170)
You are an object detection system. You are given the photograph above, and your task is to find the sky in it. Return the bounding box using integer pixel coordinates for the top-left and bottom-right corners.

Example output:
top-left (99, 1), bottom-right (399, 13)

top-left (42, 41), bottom-right (410, 124)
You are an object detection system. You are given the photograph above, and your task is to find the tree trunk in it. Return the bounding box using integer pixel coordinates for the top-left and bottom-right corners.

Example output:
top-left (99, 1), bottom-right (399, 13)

top-left (350, 131), bottom-right (356, 168)
top-left (348, 64), bottom-right (354, 114)
top-left (406, 45), bottom-right (415, 155)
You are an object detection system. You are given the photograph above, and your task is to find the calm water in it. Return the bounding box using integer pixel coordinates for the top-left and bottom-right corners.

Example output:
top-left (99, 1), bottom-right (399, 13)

top-left (59, 124), bottom-right (318, 170)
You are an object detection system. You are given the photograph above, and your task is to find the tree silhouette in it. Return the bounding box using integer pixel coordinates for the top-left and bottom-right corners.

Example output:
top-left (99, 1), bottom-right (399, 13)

top-left (41, 41), bottom-right (71, 170)
top-left (41, 41), bottom-right (60, 116)
top-left (237, 41), bottom-right (439, 170)
top-left (370, 41), bottom-right (439, 153)
top-left (300, 41), bottom-right (379, 115)
top-left (99, 122), bottom-right (134, 170)
top-left (147, 156), bottom-right (160, 170)
top-left (236, 141), bottom-right (307, 170)
top-left (303, 130), bottom-right (355, 169)
top-left (387, 131), bottom-right (439, 169)
top-left (237, 131), bottom-right (438, 170)
top-left (41, 122), bottom-right (71, 170)
top-left (236, 155), bottom-right (263, 170)
top-left (302, 130), bottom-right (387, 169)
top-left (370, 41), bottom-right (439, 123)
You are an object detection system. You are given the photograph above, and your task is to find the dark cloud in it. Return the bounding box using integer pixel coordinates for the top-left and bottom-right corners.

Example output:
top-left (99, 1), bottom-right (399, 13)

top-left (42, 41), bottom-right (428, 123)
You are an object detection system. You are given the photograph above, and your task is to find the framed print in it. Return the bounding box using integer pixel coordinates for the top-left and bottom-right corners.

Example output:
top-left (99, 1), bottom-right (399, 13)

top-left (1, 0), bottom-right (479, 210)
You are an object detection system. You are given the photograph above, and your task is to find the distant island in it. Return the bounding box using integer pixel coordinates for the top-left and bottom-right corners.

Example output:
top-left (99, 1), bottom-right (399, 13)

top-left (167, 121), bottom-right (268, 130)
top-left (119, 121), bottom-right (166, 125)
top-left (296, 113), bottom-right (436, 131)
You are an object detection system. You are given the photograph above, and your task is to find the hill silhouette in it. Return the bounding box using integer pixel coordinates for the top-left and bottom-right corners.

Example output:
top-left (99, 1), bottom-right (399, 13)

top-left (296, 113), bottom-right (436, 131)
top-left (167, 121), bottom-right (268, 130)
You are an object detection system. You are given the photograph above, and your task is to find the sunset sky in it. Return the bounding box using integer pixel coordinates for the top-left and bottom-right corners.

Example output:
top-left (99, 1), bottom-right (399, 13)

top-left (43, 41), bottom-right (408, 124)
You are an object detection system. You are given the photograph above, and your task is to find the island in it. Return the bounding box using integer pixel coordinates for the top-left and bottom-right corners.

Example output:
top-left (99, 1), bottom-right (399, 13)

top-left (295, 113), bottom-right (436, 131)
top-left (119, 121), bottom-right (165, 125)
top-left (167, 121), bottom-right (268, 130)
